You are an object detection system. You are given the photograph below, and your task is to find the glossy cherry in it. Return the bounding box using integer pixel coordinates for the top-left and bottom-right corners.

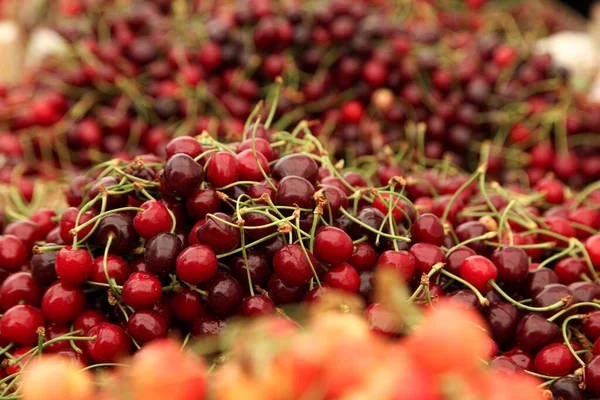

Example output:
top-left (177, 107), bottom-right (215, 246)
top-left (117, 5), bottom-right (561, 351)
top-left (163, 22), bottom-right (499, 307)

top-left (273, 244), bottom-right (318, 287)
top-left (410, 213), bottom-right (444, 246)
top-left (0, 235), bottom-right (28, 271)
top-left (176, 244), bottom-right (219, 284)
top-left (313, 226), bottom-right (353, 265)
top-left (196, 213), bottom-right (240, 254)
top-left (275, 176), bottom-right (315, 209)
top-left (459, 255), bottom-right (497, 292)
top-left (534, 343), bottom-right (575, 376)
top-left (230, 250), bottom-right (271, 289)
top-left (206, 151), bottom-right (239, 188)
top-left (163, 153), bottom-right (205, 198)
top-left (348, 242), bottom-right (377, 271)
top-left (377, 250), bottom-right (416, 283)
top-left (169, 288), bottom-right (206, 324)
top-left (134, 200), bottom-right (173, 240)
top-left (91, 254), bottom-right (131, 285)
top-left (267, 273), bottom-right (305, 305)
top-left (409, 243), bottom-right (445, 276)
top-left (207, 273), bottom-right (244, 316)
top-left (484, 302), bottom-right (519, 350)
top-left (324, 262), bottom-right (360, 292)
top-left (122, 272), bottom-right (162, 309)
top-left (240, 295), bottom-right (276, 317)
top-left (41, 282), bottom-right (86, 323)
top-left (85, 322), bottom-right (132, 363)
top-left (55, 246), bottom-right (93, 286)
top-left (491, 246), bottom-right (528, 286)
top-left (237, 149), bottom-right (271, 181)
top-left (185, 188), bottom-right (221, 221)
top-left (445, 246), bottom-right (476, 275)
top-left (144, 232), bottom-right (184, 277)
top-left (0, 304), bottom-right (45, 345)
top-left (272, 153), bottom-right (319, 184)
top-left (515, 313), bottom-right (560, 352)
top-left (0, 272), bottom-right (41, 310)
top-left (127, 310), bottom-right (168, 343)
top-left (74, 310), bottom-right (107, 334)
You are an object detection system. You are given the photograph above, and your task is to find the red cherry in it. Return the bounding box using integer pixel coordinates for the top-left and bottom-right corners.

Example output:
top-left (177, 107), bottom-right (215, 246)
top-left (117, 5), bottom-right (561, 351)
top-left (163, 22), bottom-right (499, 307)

top-left (169, 288), bottom-right (206, 324)
top-left (59, 207), bottom-right (95, 244)
top-left (313, 226), bottom-right (353, 265)
top-left (41, 282), bottom-right (86, 323)
top-left (206, 151), bottom-right (239, 188)
top-left (165, 136), bottom-right (202, 160)
top-left (372, 194), bottom-right (405, 223)
top-left (122, 272), bottom-right (162, 309)
top-left (377, 250), bottom-right (415, 283)
top-left (536, 178), bottom-right (565, 204)
top-left (586, 235), bottom-right (600, 268)
top-left (127, 310), bottom-right (168, 343)
top-left (237, 138), bottom-right (274, 161)
top-left (341, 100), bottom-right (364, 123)
top-left (534, 343), bottom-right (576, 376)
top-left (0, 272), bottom-right (41, 310)
top-left (74, 310), bottom-right (107, 334)
top-left (91, 255), bottom-right (130, 285)
top-left (324, 263), bottom-right (360, 292)
top-left (176, 244), bottom-right (218, 284)
top-left (273, 244), bottom-right (319, 287)
top-left (85, 322), bottom-right (131, 363)
top-left (569, 208), bottom-right (600, 240)
top-left (236, 149), bottom-right (271, 181)
top-left (460, 255), bottom-right (498, 292)
top-left (554, 257), bottom-right (589, 285)
top-left (240, 295), bottom-right (275, 317)
top-left (0, 235), bottom-right (28, 271)
top-left (5, 347), bottom-right (36, 375)
top-left (43, 323), bottom-right (71, 353)
top-left (55, 246), bottom-right (93, 286)
top-left (133, 200), bottom-right (173, 240)
top-left (0, 304), bottom-right (45, 345)
top-left (411, 213), bottom-right (444, 246)
top-left (409, 243), bottom-right (445, 276)
top-left (348, 242), bottom-right (377, 271)
top-left (29, 208), bottom-right (57, 237)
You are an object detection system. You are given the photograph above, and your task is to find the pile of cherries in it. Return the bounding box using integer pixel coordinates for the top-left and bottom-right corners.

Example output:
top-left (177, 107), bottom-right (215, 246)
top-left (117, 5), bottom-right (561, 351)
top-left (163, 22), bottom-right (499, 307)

top-left (0, 106), bottom-right (599, 398)
top-left (0, 0), bottom-right (598, 196)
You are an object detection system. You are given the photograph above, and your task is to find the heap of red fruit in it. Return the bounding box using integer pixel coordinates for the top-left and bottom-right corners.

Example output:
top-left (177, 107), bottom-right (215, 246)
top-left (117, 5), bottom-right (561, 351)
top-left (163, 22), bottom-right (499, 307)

top-left (0, 0), bottom-right (597, 197)
top-left (0, 100), bottom-right (599, 398)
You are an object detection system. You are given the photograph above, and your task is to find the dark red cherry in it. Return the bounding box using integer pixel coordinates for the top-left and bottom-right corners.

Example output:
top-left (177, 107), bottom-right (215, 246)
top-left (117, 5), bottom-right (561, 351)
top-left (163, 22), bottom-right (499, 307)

top-left (275, 176), bottom-right (315, 209)
top-left (134, 200), bottom-right (173, 240)
top-left (74, 310), bottom-right (107, 334)
top-left (243, 211), bottom-right (277, 240)
top-left (122, 272), bottom-right (162, 309)
top-left (526, 267), bottom-right (559, 297)
top-left (43, 323), bottom-right (71, 353)
top-left (410, 213), bottom-right (444, 246)
top-left (91, 255), bottom-right (130, 285)
top-left (144, 232), bottom-right (184, 277)
top-left (555, 257), bottom-right (589, 285)
top-left (313, 226), bottom-right (353, 265)
top-left (185, 188), bottom-right (220, 221)
top-left (169, 288), bottom-right (206, 324)
top-left (192, 316), bottom-right (226, 337)
top-left (0, 272), bottom-right (41, 310)
top-left (248, 180), bottom-right (278, 204)
top-left (87, 176), bottom-right (128, 211)
top-left (569, 282), bottom-right (600, 307)
top-left (31, 246), bottom-right (59, 286)
top-left (92, 212), bottom-right (138, 255)
top-left (176, 244), bottom-right (218, 284)
top-left (196, 213), bottom-right (240, 254)
top-left (549, 377), bottom-right (585, 400)
top-left (230, 250), bottom-right (271, 289)
top-left (163, 154), bottom-right (205, 198)
top-left (316, 184), bottom-right (348, 219)
top-left (484, 302), bottom-right (519, 350)
top-left (84, 322), bottom-right (131, 363)
top-left (503, 347), bottom-right (534, 371)
top-left (0, 304), bottom-right (45, 345)
top-left (240, 295), bottom-right (275, 317)
top-left (207, 273), bottom-right (244, 316)
top-left (532, 284), bottom-right (573, 318)
top-left (409, 243), bottom-right (445, 276)
top-left (455, 221), bottom-right (489, 255)
top-left (515, 313), bottom-right (560, 352)
top-left (41, 282), bottom-right (86, 323)
top-left (273, 244), bottom-right (318, 287)
top-left (324, 263), bottom-right (360, 293)
top-left (165, 136), bottom-right (202, 159)
top-left (492, 246), bottom-right (528, 286)
top-left (446, 246), bottom-right (476, 275)
top-left (583, 311), bottom-right (600, 342)
top-left (348, 207), bottom-right (385, 244)
top-left (267, 273), bottom-right (305, 305)
top-left (5, 220), bottom-right (43, 252)
top-left (127, 310), bottom-right (168, 343)
top-left (348, 243), bottom-right (377, 271)
top-left (55, 246), bottom-right (93, 287)
top-left (489, 356), bottom-right (524, 377)
top-left (272, 154), bottom-right (319, 184)
top-left (0, 235), bottom-right (27, 271)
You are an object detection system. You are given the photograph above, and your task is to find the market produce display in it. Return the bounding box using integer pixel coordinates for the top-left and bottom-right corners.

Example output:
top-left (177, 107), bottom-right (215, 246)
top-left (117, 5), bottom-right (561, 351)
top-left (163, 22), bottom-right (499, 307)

top-left (0, 0), bottom-right (599, 399)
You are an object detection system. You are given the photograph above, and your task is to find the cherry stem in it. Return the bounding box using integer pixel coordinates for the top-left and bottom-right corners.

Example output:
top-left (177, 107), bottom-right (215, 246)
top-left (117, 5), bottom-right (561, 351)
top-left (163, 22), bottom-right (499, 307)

top-left (216, 232), bottom-right (280, 259)
top-left (183, 281), bottom-right (208, 297)
top-left (562, 314), bottom-right (587, 367)
top-left (497, 199), bottom-right (516, 242)
top-left (265, 77), bottom-right (282, 129)
top-left (103, 235), bottom-right (120, 296)
top-left (489, 280), bottom-right (566, 312)
top-left (408, 263), bottom-right (445, 302)
top-left (339, 208), bottom-right (410, 242)
top-left (573, 239), bottom-right (600, 285)
top-left (240, 229), bottom-right (254, 297)
top-left (445, 231), bottom-right (497, 257)
top-left (251, 116), bottom-right (277, 192)
top-left (439, 270), bottom-right (489, 306)
top-left (536, 241), bottom-right (576, 270)
top-left (294, 214), bottom-right (322, 290)
top-left (441, 165), bottom-right (484, 224)
top-left (547, 302), bottom-right (600, 322)
top-left (71, 206), bottom-right (145, 234)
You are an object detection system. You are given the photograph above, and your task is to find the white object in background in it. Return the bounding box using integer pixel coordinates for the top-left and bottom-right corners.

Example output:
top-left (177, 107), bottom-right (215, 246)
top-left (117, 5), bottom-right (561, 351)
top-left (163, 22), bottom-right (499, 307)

top-left (0, 20), bottom-right (24, 83)
top-left (25, 27), bottom-right (68, 66)
top-left (535, 31), bottom-right (600, 82)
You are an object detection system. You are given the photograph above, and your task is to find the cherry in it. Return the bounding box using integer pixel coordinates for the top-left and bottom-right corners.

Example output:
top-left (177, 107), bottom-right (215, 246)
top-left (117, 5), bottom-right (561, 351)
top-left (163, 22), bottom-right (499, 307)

top-left (74, 310), bottom-right (107, 334)
top-left (525, 267), bottom-right (559, 297)
top-left (59, 207), bottom-right (95, 244)
top-left (554, 257), bottom-right (589, 285)
top-left (198, 41), bottom-right (221, 71)
top-left (532, 283), bottom-right (573, 318)
top-left (163, 154), bottom-right (205, 198)
top-left (313, 226), bottom-right (353, 265)
top-left (230, 250), bottom-right (271, 289)
top-left (536, 178), bottom-right (565, 204)
top-left (206, 273), bottom-right (244, 316)
top-left (93, 212), bottom-right (138, 255)
top-left (583, 311), bottom-right (600, 342)
top-left (410, 213), bottom-right (444, 246)
top-left (0, 304), bottom-right (45, 345)
top-left (484, 302), bottom-right (519, 350)
top-left (85, 322), bottom-right (131, 363)
top-left (55, 246), bottom-right (93, 287)
top-left (134, 200), bottom-right (173, 240)
top-left (91, 254), bottom-right (130, 285)
top-left (31, 246), bottom-right (59, 286)
top-left (275, 176), bottom-right (315, 209)
top-left (248, 180), bottom-right (278, 204)
top-left (364, 303), bottom-right (401, 337)
top-left (4, 346), bottom-right (35, 375)
top-left (540, 217), bottom-right (576, 246)
top-left (272, 154), bottom-right (319, 184)
top-left (196, 213), bottom-right (240, 254)
top-left (237, 138), bottom-right (274, 161)
top-left (0, 235), bottom-right (28, 271)
top-left (341, 100), bottom-right (364, 123)
top-left (273, 244), bottom-right (318, 287)
top-left (169, 288), bottom-right (206, 324)
top-left (176, 244), bottom-right (218, 284)
top-left (192, 316), bottom-right (226, 337)
top-left (348, 207), bottom-right (385, 244)
top-left (534, 343), bottom-right (575, 376)
top-left (491, 246), bottom-right (528, 286)
top-left (371, 193), bottom-right (405, 224)
top-left (206, 151), bottom-right (239, 187)
top-left (165, 136), bottom-right (202, 159)
top-left (445, 246), bottom-right (476, 275)
top-left (267, 273), bottom-right (305, 305)
top-left (122, 272), bottom-right (162, 309)
top-left (515, 313), bottom-right (560, 352)
top-left (43, 323), bottom-right (71, 353)
top-left (503, 347), bottom-right (534, 371)
top-left (0, 272), bottom-right (41, 310)
top-left (586, 235), bottom-right (600, 268)
top-left (455, 221), bottom-right (489, 255)
top-left (144, 232), bottom-right (184, 277)
top-left (549, 377), bottom-right (585, 400)
top-left (30, 208), bottom-right (57, 237)
top-left (489, 356), bottom-right (524, 377)
top-left (41, 282), bottom-right (86, 323)
top-left (460, 255), bottom-right (497, 292)
top-left (240, 295), bottom-right (275, 317)
top-left (348, 243), bottom-right (377, 271)
top-left (127, 310), bottom-right (168, 343)
top-left (185, 188), bottom-right (221, 221)
top-left (409, 243), bottom-right (445, 276)
top-left (87, 176), bottom-right (129, 211)
top-left (569, 282), bottom-right (600, 308)
top-left (377, 250), bottom-right (416, 283)
top-left (324, 263), bottom-right (360, 292)
top-left (237, 149), bottom-right (271, 181)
